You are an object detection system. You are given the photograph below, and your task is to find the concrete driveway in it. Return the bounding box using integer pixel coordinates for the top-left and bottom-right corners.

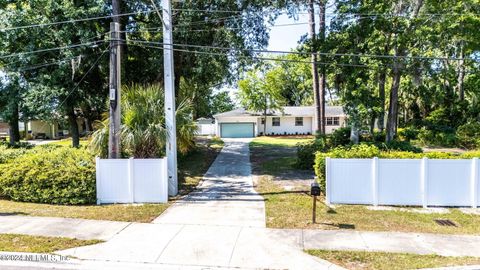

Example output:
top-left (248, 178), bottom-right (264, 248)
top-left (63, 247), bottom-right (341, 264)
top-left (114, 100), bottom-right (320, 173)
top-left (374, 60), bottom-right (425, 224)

top-left (58, 139), bottom-right (342, 270)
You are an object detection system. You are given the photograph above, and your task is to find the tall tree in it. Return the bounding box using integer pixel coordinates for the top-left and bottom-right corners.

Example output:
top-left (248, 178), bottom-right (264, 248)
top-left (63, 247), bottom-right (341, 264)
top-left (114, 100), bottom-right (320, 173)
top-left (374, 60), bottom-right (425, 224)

top-left (307, 0), bottom-right (322, 134)
top-left (238, 70), bottom-right (285, 135)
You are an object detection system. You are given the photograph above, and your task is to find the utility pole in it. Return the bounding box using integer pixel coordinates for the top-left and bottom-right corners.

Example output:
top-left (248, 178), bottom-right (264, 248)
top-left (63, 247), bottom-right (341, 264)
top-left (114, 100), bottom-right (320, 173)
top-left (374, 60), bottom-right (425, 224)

top-left (162, 0), bottom-right (178, 196)
top-left (108, 22), bottom-right (121, 158)
top-left (318, 0), bottom-right (326, 135)
top-left (308, 0), bottom-right (321, 134)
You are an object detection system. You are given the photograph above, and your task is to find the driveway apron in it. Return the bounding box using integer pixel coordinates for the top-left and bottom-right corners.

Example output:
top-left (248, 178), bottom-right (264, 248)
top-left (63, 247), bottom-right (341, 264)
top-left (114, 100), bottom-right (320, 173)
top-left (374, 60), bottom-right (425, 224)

top-left (58, 138), bottom-right (342, 270)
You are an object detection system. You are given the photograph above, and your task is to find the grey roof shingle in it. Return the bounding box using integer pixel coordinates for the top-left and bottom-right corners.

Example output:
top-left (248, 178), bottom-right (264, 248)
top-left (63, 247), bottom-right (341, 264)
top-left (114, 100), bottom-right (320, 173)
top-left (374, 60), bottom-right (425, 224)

top-left (214, 106), bottom-right (345, 118)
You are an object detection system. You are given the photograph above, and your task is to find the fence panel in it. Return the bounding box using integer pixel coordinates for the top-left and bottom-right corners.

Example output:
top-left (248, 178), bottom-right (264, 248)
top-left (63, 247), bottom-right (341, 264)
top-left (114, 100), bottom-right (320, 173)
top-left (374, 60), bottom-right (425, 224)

top-left (96, 157), bottom-right (168, 204)
top-left (427, 160), bottom-right (471, 206)
top-left (327, 157), bottom-right (479, 208)
top-left (96, 159), bottom-right (131, 203)
top-left (377, 159), bottom-right (422, 206)
top-left (328, 159), bottom-right (373, 204)
top-left (133, 159), bottom-right (168, 203)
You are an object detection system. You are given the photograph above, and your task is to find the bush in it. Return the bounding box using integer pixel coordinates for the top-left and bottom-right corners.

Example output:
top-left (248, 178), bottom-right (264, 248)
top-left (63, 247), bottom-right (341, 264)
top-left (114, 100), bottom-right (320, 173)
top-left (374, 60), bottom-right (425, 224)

top-left (314, 144), bottom-right (380, 190)
top-left (375, 140), bottom-right (422, 153)
top-left (328, 127), bottom-right (351, 147)
top-left (0, 147), bottom-right (95, 205)
top-left (397, 127), bottom-right (419, 141)
top-left (456, 122), bottom-right (480, 149)
top-left (296, 137), bottom-right (327, 170)
top-left (418, 127), bottom-right (458, 147)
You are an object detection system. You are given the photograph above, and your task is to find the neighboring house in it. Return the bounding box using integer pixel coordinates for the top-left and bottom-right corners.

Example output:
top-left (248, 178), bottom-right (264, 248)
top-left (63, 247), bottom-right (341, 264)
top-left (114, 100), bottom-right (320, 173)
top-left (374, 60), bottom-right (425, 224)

top-left (0, 121), bottom-right (9, 140)
top-left (26, 119), bottom-right (86, 140)
top-left (213, 106), bottom-right (346, 138)
top-left (195, 117), bottom-right (216, 136)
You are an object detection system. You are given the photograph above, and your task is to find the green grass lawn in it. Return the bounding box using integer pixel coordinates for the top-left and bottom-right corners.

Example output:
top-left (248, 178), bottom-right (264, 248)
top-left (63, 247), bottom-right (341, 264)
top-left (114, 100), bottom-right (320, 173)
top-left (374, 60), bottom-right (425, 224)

top-left (307, 250), bottom-right (480, 270)
top-left (250, 136), bottom-right (313, 148)
top-left (0, 137), bottom-right (224, 222)
top-left (0, 234), bottom-right (102, 253)
top-left (251, 137), bottom-right (480, 234)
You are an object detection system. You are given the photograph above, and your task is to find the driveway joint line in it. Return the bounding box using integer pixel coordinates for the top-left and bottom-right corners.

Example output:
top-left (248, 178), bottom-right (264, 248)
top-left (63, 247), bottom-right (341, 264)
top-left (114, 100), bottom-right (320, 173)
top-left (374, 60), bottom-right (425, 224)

top-left (154, 224), bottom-right (185, 263)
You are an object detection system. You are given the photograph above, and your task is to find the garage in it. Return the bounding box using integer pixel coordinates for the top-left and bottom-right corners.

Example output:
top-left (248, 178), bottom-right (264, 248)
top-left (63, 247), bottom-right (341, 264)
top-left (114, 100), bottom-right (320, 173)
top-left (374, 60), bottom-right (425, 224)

top-left (220, 123), bottom-right (255, 138)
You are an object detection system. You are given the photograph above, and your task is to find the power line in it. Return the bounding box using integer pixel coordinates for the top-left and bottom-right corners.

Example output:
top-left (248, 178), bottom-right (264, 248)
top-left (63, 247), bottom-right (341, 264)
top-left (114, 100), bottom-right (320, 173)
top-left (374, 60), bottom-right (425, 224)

top-left (2, 51), bottom-right (105, 73)
top-left (126, 40), bottom-right (372, 68)
top-left (0, 41), bottom-right (106, 60)
top-left (123, 38), bottom-right (469, 62)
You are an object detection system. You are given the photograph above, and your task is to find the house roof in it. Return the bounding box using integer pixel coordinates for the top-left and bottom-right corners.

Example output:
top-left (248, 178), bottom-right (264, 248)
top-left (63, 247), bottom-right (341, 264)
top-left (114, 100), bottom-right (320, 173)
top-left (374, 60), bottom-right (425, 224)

top-left (214, 106), bottom-right (345, 118)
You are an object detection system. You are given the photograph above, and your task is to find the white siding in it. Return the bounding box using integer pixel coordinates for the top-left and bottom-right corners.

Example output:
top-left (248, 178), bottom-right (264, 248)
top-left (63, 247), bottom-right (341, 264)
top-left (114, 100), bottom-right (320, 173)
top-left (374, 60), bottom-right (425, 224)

top-left (260, 116), bottom-right (313, 136)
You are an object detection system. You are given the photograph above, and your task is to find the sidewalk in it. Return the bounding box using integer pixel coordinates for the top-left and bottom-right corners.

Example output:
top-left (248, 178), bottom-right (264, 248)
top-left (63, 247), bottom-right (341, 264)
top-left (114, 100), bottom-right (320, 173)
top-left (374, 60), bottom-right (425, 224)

top-left (268, 229), bottom-right (480, 257)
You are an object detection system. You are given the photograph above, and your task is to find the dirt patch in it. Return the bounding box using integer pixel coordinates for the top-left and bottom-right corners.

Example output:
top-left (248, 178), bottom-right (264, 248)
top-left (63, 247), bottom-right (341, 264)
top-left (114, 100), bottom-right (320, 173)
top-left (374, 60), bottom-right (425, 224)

top-left (250, 141), bottom-right (314, 191)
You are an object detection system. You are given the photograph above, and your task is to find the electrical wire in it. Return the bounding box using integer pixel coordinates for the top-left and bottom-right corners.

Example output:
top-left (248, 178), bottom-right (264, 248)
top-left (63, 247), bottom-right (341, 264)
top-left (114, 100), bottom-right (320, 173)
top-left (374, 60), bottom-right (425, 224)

top-left (123, 38), bottom-right (469, 62)
top-left (0, 40), bottom-right (107, 60)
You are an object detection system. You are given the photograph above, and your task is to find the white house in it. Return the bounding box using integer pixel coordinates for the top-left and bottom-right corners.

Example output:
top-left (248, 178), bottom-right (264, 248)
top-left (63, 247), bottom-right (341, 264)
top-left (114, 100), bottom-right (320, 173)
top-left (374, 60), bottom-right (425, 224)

top-left (213, 106), bottom-right (347, 138)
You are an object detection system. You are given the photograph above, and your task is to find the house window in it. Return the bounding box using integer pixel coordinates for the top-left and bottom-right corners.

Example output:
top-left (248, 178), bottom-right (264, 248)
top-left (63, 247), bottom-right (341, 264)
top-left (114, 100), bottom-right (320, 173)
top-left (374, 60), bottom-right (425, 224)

top-left (295, 117), bottom-right (303, 126)
top-left (272, 117), bottom-right (280, 126)
top-left (261, 118), bottom-right (265, 125)
top-left (326, 117), bottom-right (340, 126)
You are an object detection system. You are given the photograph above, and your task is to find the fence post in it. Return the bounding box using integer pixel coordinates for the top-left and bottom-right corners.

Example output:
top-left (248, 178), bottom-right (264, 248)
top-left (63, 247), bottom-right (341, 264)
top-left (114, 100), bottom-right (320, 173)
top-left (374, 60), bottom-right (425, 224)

top-left (128, 157), bottom-right (135, 203)
top-left (95, 157), bottom-right (101, 205)
top-left (372, 157), bottom-right (379, 206)
top-left (325, 157), bottom-right (331, 205)
top-left (471, 158), bottom-right (478, 209)
top-left (421, 157), bottom-right (428, 208)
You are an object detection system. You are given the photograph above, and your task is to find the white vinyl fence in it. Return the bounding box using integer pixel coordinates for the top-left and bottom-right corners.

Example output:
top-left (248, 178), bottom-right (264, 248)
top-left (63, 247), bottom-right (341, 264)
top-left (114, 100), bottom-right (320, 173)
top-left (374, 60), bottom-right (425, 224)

top-left (326, 157), bottom-right (479, 208)
top-left (196, 124), bottom-right (216, 136)
top-left (96, 157), bottom-right (168, 204)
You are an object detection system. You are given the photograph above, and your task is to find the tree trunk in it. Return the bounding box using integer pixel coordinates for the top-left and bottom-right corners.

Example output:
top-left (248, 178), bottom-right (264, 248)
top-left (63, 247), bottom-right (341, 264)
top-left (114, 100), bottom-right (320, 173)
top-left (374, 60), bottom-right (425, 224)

top-left (318, 0), bottom-right (326, 135)
top-left (377, 70), bottom-right (386, 132)
top-left (456, 41), bottom-right (465, 101)
top-left (67, 106), bottom-right (80, 147)
top-left (386, 58), bottom-right (401, 143)
top-left (308, 0), bottom-right (321, 134)
top-left (8, 99), bottom-right (20, 145)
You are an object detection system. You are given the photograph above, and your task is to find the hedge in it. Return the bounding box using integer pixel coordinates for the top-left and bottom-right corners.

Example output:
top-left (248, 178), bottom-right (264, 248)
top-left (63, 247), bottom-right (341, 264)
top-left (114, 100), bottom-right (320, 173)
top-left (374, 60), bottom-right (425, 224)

top-left (0, 147), bottom-right (96, 205)
top-left (314, 144), bottom-right (480, 191)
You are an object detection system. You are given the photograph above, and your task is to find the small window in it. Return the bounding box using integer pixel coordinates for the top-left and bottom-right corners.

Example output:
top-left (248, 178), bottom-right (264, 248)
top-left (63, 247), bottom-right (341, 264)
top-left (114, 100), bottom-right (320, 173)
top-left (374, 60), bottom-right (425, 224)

top-left (295, 117), bottom-right (303, 126)
top-left (326, 117), bottom-right (340, 126)
top-left (261, 118), bottom-right (265, 125)
top-left (272, 117), bottom-right (280, 126)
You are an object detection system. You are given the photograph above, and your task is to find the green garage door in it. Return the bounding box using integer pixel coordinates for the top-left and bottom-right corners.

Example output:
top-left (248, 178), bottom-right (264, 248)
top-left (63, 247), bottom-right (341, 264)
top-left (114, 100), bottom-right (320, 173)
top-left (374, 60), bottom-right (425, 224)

top-left (220, 123), bottom-right (255, 138)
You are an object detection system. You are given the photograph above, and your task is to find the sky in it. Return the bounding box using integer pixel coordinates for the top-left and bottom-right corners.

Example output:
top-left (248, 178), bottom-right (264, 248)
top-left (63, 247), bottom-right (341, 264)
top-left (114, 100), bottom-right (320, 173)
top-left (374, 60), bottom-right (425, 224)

top-left (267, 13), bottom-right (310, 51)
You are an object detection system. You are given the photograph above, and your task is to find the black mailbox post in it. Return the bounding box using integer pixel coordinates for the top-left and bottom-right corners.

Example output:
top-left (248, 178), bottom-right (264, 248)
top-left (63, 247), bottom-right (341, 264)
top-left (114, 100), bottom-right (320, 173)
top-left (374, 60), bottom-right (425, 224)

top-left (311, 181), bottom-right (321, 223)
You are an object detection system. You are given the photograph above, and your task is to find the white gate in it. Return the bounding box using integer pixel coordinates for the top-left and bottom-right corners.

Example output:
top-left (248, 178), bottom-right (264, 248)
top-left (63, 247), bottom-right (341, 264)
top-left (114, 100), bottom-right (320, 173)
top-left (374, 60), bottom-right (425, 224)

top-left (96, 157), bottom-right (168, 204)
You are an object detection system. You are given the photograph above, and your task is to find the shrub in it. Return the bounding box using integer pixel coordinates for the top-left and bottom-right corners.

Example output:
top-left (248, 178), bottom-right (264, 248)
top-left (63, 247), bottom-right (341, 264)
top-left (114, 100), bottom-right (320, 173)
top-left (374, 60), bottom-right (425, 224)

top-left (0, 147), bottom-right (95, 205)
top-left (375, 140), bottom-right (422, 153)
top-left (328, 127), bottom-right (351, 147)
top-left (456, 122), bottom-right (480, 149)
top-left (314, 144), bottom-right (380, 190)
top-left (397, 127), bottom-right (419, 141)
top-left (418, 127), bottom-right (458, 147)
top-left (296, 137), bottom-right (327, 170)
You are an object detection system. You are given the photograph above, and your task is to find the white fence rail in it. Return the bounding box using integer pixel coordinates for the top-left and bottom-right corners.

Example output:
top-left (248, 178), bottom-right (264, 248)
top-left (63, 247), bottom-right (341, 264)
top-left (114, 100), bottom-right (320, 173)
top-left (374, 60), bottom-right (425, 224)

top-left (196, 124), bottom-right (216, 135)
top-left (96, 157), bottom-right (168, 204)
top-left (326, 157), bottom-right (479, 208)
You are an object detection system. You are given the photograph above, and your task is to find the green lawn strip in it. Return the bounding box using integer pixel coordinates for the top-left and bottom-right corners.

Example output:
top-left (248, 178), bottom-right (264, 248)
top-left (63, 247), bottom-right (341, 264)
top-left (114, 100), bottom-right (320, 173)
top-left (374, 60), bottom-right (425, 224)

top-left (0, 234), bottom-right (102, 253)
top-left (250, 136), bottom-right (313, 148)
top-left (252, 137), bottom-right (480, 234)
top-left (306, 250), bottom-right (480, 270)
top-left (0, 200), bottom-right (170, 223)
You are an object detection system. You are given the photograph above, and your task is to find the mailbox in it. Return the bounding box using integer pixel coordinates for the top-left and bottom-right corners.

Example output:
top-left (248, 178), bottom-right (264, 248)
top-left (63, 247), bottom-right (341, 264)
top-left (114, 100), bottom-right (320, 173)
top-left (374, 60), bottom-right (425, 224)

top-left (311, 182), bottom-right (321, 196)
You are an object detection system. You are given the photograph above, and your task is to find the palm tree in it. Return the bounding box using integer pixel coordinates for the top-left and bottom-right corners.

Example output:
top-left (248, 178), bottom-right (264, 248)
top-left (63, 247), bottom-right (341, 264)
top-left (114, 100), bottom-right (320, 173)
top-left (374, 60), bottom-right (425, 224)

top-left (90, 84), bottom-right (196, 158)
